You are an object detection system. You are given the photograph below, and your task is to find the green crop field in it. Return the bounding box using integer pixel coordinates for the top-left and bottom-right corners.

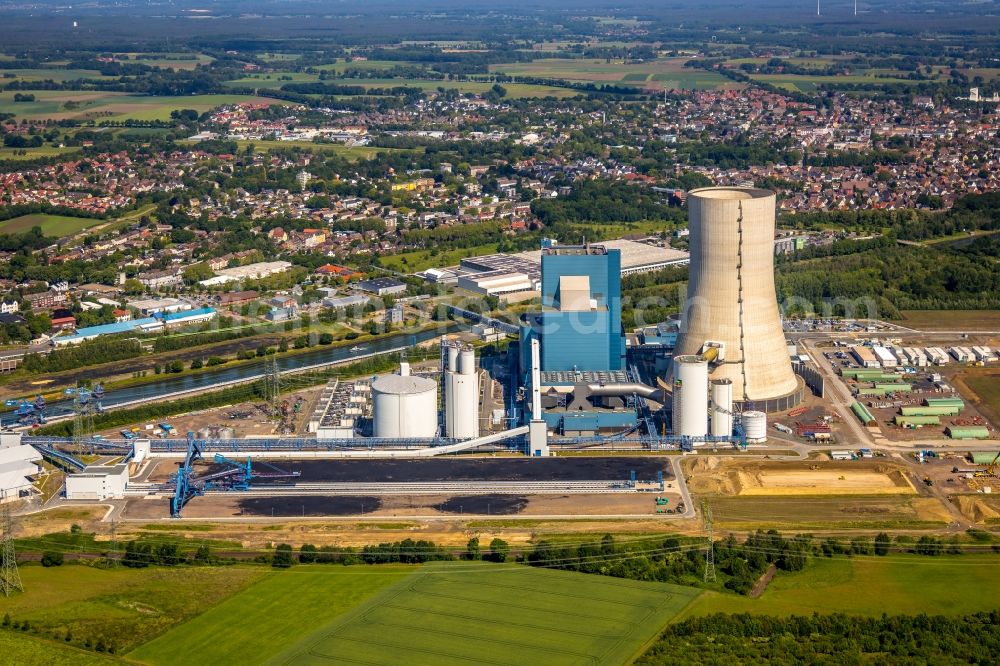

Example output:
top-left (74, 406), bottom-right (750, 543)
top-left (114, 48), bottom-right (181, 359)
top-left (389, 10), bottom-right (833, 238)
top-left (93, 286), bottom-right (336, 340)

top-left (129, 566), bottom-right (414, 665)
top-left (964, 374), bottom-right (1000, 423)
top-left (678, 554), bottom-right (1000, 619)
top-left (0, 214), bottom-right (105, 237)
top-left (224, 139), bottom-right (412, 161)
top-left (225, 74), bottom-right (578, 98)
top-left (490, 57), bottom-right (738, 91)
top-left (706, 496), bottom-right (947, 531)
top-left (0, 68), bottom-right (114, 83)
top-left (0, 633), bottom-right (124, 666)
top-left (0, 146), bottom-right (82, 162)
top-left (379, 243), bottom-right (499, 273)
top-left (0, 565), bottom-right (265, 654)
top-left (271, 563), bottom-right (700, 666)
top-left (751, 72), bottom-right (915, 92)
top-left (0, 91), bottom-right (286, 121)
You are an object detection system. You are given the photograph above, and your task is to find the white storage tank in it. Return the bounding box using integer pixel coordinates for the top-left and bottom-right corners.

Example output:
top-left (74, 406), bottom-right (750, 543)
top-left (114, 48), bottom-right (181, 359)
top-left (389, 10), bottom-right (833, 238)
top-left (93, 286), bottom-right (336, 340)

top-left (372, 373), bottom-right (438, 438)
top-left (446, 346), bottom-right (480, 439)
top-left (742, 411), bottom-right (767, 443)
top-left (711, 379), bottom-right (733, 437)
top-left (672, 355), bottom-right (709, 439)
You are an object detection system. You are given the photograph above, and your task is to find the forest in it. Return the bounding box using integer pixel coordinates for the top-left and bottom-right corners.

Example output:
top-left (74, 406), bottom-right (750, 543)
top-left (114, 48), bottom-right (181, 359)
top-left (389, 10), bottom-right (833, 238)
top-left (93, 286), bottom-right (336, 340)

top-left (637, 612), bottom-right (1000, 665)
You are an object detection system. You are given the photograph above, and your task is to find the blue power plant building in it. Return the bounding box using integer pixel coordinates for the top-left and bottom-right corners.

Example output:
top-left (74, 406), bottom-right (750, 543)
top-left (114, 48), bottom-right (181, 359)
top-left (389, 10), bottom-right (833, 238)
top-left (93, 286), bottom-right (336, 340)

top-left (519, 244), bottom-right (645, 435)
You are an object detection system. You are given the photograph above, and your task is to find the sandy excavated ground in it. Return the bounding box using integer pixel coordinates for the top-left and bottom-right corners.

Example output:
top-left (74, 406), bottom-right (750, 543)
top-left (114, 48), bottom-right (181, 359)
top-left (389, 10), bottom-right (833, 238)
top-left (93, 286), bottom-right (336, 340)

top-left (686, 456), bottom-right (916, 496)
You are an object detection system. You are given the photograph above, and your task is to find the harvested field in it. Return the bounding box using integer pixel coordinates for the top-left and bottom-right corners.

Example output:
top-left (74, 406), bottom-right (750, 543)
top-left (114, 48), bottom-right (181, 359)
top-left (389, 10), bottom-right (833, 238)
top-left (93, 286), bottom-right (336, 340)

top-left (686, 457), bottom-right (915, 496)
top-left (899, 310), bottom-right (1000, 330)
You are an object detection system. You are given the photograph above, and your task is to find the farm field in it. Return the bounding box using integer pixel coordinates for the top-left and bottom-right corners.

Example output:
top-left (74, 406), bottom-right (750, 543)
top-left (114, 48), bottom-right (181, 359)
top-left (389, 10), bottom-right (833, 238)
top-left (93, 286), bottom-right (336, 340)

top-left (225, 74), bottom-right (579, 98)
top-left (0, 633), bottom-right (122, 666)
top-left (0, 213), bottom-right (104, 237)
top-left (751, 72), bottom-right (914, 92)
top-left (0, 91), bottom-right (286, 121)
top-left (125, 53), bottom-right (215, 70)
top-left (705, 495), bottom-right (951, 531)
top-left (129, 566), bottom-right (414, 665)
top-left (0, 564), bottom-right (265, 654)
top-left (379, 243), bottom-right (499, 273)
top-left (270, 563), bottom-right (701, 666)
top-left (0, 146), bottom-right (81, 162)
top-left (961, 372), bottom-right (1000, 426)
top-left (226, 139), bottom-right (412, 161)
top-left (899, 309), bottom-right (1000, 330)
top-left (490, 57), bottom-right (738, 91)
top-left (678, 554), bottom-right (1000, 618)
top-left (0, 68), bottom-right (113, 82)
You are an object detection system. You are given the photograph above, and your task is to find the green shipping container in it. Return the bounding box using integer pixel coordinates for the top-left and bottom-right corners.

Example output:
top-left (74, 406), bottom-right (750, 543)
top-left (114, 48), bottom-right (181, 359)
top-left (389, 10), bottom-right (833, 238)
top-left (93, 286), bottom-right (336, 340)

top-left (947, 426), bottom-right (990, 440)
top-left (874, 383), bottom-right (912, 392)
top-left (895, 415), bottom-right (941, 426)
top-left (971, 452), bottom-right (1000, 464)
top-left (857, 388), bottom-right (891, 397)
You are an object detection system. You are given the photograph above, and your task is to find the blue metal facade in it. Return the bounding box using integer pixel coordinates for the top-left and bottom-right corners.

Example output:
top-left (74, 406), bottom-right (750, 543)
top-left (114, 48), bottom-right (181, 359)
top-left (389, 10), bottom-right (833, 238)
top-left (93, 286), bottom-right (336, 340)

top-left (520, 248), bottom-right (625, 375)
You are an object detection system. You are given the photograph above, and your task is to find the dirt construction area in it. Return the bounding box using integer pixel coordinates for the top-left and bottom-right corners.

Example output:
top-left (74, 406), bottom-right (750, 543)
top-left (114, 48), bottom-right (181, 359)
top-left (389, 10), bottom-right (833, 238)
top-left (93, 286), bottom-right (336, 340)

top-left (123, 491), bottom-right (684, 520)
top-left (686, 457), bottom-right (916, 496)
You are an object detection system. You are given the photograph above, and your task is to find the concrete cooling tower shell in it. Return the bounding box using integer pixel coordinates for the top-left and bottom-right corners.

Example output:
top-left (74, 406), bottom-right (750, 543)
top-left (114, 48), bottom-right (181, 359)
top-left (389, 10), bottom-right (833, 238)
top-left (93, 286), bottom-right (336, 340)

top-left (673, 187), bottom-right (801, 410)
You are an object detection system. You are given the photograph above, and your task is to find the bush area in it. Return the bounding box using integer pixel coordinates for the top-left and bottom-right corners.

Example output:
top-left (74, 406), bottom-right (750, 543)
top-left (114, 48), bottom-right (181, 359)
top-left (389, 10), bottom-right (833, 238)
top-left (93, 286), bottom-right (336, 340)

top-left (638, 612), bottom-right (1000, 665)
top-left (22, 337), bottom-right (142, 374)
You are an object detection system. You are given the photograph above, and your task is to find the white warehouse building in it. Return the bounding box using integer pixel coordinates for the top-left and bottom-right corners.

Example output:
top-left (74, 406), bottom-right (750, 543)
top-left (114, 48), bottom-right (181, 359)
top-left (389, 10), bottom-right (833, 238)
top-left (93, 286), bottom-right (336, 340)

top-left (0, 436), bottom-right (42, 504)
top-left (65, 464), bottom-right (129, 501)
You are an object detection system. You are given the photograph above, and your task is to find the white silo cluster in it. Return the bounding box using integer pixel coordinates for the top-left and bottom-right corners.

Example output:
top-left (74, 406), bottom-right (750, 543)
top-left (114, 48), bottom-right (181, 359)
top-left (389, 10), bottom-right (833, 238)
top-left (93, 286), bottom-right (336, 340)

top-left (444, 343), bottom-right (480, 439)
top-left (371, 364), bottom-right (438, 438)
top-left (672, 360), bottom-right (739, 440)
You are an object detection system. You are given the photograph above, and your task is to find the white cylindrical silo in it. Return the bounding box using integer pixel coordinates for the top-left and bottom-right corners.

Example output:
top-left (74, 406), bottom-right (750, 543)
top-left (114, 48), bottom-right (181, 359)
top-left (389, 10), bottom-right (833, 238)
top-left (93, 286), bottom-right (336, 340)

top-left (671, 355), bottom-right (708, 439)
top-left (447, 345), bottom-right (459, 373)
top-left (711, 378), bottom-right (733, 437)
top-left (372, 374), bottom-right (438, 438)
top-left (459, 347), bottom-right (475, 375)
top-left (742, 411), bottom-right (767, 442)
top-left (446, 369), bottom-right (480, 439)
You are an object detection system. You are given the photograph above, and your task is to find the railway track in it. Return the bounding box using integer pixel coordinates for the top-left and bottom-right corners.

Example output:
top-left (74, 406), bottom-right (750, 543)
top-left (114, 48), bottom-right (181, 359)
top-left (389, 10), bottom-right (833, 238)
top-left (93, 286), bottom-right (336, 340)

top-left (126, 480), bottom-right (645, 496)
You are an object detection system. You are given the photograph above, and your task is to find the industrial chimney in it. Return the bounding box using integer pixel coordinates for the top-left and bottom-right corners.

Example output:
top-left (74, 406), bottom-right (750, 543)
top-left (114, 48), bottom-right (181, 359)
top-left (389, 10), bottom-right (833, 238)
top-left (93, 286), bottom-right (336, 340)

top-left (671, 187), bottom-right (801, 411)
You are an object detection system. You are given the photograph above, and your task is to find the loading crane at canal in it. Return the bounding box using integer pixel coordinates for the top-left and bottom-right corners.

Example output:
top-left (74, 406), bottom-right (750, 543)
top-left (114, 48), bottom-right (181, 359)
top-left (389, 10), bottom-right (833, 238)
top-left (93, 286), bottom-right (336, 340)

top-left (171, 432), bottom-right (301, 517)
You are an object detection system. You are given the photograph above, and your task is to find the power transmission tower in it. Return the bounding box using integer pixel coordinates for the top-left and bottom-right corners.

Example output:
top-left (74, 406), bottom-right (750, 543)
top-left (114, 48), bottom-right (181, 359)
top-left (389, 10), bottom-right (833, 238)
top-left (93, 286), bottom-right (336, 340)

top-left (702, 500), bottom-right (716, 583)
top-left (263, 356), bottom-right (281, 416)
top-left (107, 520), bottom-right (119, 568)
top-left (74, 391), bottom-right (95, 454)
top-left (1, 506), bottom-right (23, 596)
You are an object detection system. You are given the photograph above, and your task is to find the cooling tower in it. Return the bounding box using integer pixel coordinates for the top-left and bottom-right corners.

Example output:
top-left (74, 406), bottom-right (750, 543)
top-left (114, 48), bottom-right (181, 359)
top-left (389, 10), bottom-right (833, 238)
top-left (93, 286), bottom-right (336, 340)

top-left (672, 187), bottom-right (801, 410)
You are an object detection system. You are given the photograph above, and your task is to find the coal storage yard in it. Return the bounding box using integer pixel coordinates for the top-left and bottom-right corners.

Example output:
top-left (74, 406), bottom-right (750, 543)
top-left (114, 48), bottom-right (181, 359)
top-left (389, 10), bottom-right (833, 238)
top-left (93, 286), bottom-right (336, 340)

top-left (285, 458), bottom-right (672, 483)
